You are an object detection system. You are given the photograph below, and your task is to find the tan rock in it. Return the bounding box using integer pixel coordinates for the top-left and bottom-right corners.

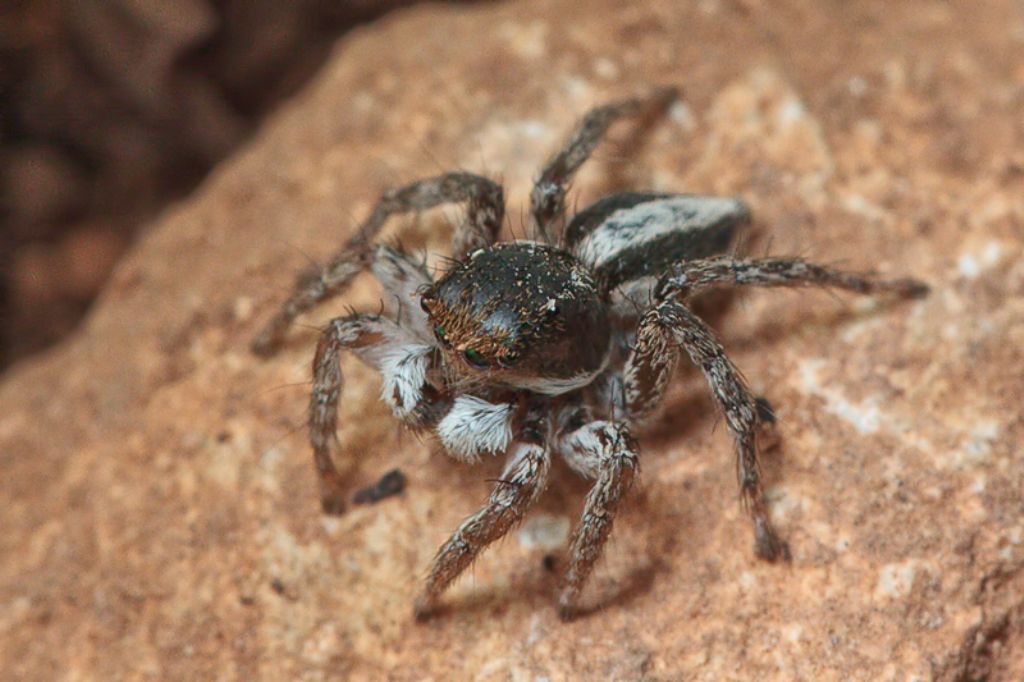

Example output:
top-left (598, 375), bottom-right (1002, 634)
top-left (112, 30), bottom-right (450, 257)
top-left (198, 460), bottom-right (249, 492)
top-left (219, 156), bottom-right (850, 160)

top-left (1, 1), bottom-right (1022, 679)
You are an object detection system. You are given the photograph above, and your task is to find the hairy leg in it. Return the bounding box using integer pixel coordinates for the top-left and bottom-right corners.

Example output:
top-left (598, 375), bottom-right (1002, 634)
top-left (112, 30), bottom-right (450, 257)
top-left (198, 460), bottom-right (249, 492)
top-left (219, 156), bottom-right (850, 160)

top-left (252, 172), bottom-right (504, 355)
top-left (654, 255), bottom-right (929, 300)
top-left (554, 419), bottom-right (639, 620)
top-left (370, 244), bottom-right (434, 338)
top-left (414, 404), bottom-right (550, 620)
top-left (530, 87), bottom-right (677, 243)
top-left (624, 300), bottom-right (789, 562)
top-left (310, 313), bottom-right (443, 514)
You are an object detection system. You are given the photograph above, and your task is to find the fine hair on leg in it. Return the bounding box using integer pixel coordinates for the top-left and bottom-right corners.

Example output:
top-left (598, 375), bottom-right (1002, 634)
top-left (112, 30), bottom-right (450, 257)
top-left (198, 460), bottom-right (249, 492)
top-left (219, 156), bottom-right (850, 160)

top-left (654, 255), bottom-right (930, 300)
top-left (530, 87), bottom-right (678, 243)
top-left (252, 172), bottom-right (504, 356)
top-left (624, 299), bottom-right (789, 561)
top-left (414, 435), bottom-right (550, 620)
top-left (555, 419), bottom-right (639, 620)
top-left (309, 313), bottom-right (443, 514)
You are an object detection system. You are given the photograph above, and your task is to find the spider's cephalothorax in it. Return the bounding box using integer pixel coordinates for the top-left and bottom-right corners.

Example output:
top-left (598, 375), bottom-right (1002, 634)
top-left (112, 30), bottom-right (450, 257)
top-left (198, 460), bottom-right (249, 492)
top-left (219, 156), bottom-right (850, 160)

top-left (252, 88), bottom-right (928, 621)
top-left (422, 242), bottom-right (610, 394)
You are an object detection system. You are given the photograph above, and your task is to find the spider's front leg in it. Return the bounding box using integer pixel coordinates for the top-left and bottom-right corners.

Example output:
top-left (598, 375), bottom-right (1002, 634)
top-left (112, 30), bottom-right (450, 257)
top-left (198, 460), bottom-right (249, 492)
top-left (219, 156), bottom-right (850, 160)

top-left (414, 400), bottom-right (550, 621)
top-left (554, 412), bottom-right (640, 620)
top-left (252, 172), bottom-right (504, 356)
top-left (624, 299), bottom-right (790, 562)
top-left (531, 87), bottom-right (677, 243)
top-left (310, 313), bottom-right (444, 514)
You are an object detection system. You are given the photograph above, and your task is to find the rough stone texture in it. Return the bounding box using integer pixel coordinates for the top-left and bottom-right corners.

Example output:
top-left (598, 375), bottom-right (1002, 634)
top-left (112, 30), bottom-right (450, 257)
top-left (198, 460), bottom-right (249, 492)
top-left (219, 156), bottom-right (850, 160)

top-left (2, 1), bottom-right (1023, 679)
top-left (0, 0), bottom-right (478, 369)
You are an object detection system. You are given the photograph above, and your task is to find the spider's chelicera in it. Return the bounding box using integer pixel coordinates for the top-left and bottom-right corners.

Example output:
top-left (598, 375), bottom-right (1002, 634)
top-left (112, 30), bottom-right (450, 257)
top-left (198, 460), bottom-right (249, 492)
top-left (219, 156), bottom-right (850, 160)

top-left (252, 88), bottom-right (928, 621)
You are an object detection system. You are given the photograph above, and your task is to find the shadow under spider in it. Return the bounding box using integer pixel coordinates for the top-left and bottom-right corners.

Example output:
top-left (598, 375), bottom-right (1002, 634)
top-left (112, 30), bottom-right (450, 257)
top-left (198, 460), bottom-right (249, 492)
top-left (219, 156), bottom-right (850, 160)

top-left (429, 475), bottom-right (684, 620)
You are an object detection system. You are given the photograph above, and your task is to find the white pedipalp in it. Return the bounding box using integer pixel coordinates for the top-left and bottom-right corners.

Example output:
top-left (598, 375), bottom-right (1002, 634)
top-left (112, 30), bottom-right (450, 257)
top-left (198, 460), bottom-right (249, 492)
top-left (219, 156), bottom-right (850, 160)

top-left (378, 343), bottom-right (433, 419)
top-left (371, 244), bottom-right (433, 340)
top-left (340, 316), bottom-right (435, 422)
top-left (437, 395), bottom-right (515, 462)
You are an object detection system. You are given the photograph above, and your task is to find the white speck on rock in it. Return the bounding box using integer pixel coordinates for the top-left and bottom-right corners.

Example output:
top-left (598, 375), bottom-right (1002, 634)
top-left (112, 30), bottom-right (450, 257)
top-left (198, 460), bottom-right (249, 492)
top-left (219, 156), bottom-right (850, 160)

top-left (518, 120), bottom-right (549, 139)
top-left (982, 241), bottom-right (1002, 264)
top-left (669, 100), bottom-right (696, 132)
top-left (501, 20), bottom-right (548, 59)
top-left (1010, 527), bottom-right (1022, 545)
top-left (517, 513), bottom-right (570, 551)
top-left (777, 97), bottom-right (807, 129)
top-left (875, 560), bottom-right (918, 599)
top-left (593, 57), bottom-right (619, 80)
top-left (233, 296), bottom-right (253, 321)
top-left (841, 194), bottom-right (888, 222)
top-left (799, 359), bottom-right (881, 434)
top-left (834, 400), bottom-right (881, 435)
top-left (958, 254), bottom-right (980, 279)
top-left (957, 241), bottom-right (1004, 280)
top-left (563, 76), bottom-right (591, 102)
top-left (960, 420), bottom-right (1000, 464)
top-left (698, 0), bottom-right (721, 14)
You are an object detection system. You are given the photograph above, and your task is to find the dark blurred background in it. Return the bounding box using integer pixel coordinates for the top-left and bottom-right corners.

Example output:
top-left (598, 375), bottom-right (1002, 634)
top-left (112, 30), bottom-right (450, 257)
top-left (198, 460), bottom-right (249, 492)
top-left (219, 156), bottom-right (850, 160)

top-left (0, 0), bottom-right (477, 373)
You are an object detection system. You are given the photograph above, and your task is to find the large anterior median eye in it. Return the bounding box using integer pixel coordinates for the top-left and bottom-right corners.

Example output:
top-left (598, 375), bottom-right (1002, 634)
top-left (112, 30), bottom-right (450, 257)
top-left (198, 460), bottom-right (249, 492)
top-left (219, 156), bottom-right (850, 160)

top-left (463, 348), bottom-right (488, 368)
top-left (497, 352), bottom-right (519, 369)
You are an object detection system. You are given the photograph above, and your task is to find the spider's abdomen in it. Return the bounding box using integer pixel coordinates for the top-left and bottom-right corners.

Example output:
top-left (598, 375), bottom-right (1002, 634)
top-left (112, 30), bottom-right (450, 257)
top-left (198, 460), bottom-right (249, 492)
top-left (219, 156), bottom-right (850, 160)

top-left (567, 193), bottom-right (750, 290)
top-left (422, 242), bottom-right (610, 395)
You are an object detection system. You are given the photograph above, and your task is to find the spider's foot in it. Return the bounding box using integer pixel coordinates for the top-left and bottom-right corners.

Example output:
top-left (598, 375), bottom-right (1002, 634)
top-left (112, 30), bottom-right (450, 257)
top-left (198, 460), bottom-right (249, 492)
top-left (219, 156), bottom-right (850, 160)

top-left (555, 588), bottom-right (581, 622)
top-left (413, 596), bottom-right (439, 623)
top-left (319, 491), bottom-right (346, 516)
top-left (556, 605), bottom-right (580, 623)
top-left (753, 518), bottom-right (791, 563)
top-left (754, 396), bottom-right (776, 425)
top-left (755, 397), bottom-right (781, 452)
top-left (888, 277), bottom-right (930, 300)
top-left (647, 85), bottom-right (681, 109)
top-left (250, 330), bottom-right (280, 358)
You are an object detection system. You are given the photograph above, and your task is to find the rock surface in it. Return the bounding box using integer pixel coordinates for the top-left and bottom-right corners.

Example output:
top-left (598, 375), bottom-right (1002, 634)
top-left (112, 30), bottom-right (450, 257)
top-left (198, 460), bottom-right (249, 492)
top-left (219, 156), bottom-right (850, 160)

top-left (2, 1), bottom-right (1023, 679)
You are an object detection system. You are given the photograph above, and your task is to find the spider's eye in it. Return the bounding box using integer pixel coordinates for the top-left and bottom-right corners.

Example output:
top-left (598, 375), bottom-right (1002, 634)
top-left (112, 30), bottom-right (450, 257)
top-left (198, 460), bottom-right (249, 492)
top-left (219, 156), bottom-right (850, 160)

top-left (497, 352), bottom-right (519, 369)
top-left (463, 348), bottom-right (488, 368)
top-left (433, 325), bottom-right (448, 345)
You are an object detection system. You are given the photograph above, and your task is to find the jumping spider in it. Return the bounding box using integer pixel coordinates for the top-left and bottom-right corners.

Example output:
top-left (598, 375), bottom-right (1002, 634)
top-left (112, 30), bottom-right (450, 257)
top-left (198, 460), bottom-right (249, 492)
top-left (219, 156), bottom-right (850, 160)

top-left (251, 88), bottom-right (927, 621)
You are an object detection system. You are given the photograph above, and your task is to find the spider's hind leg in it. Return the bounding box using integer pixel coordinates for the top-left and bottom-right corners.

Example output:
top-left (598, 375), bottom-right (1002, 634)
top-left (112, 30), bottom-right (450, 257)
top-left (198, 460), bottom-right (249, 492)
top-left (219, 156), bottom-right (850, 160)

top-left (655, 255), bottom-right (929, 301)
top-left (620, 255), bottom-right (927, 563)
top-left (531, 87), bottom-right (678, 243)
top-left (624, 299), bottom-right (790, 563)
top-left (252, 172), bottom-right (504, 355)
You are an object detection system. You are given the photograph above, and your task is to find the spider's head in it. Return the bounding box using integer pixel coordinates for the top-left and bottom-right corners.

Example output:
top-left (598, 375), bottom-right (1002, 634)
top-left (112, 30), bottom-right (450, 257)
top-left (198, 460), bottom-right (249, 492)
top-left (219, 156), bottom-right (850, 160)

top-left (419, 243), bottom-right (610, 395)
